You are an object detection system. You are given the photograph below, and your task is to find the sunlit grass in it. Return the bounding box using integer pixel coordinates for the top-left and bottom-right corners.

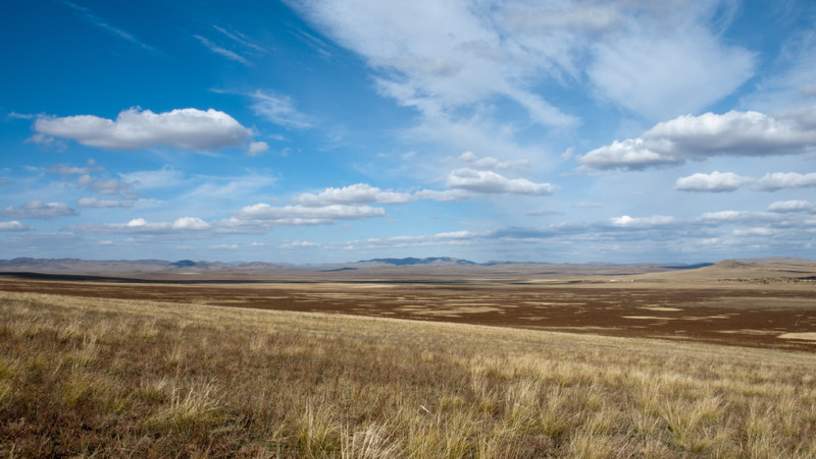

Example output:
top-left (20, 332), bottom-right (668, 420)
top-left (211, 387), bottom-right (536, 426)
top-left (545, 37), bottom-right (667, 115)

top-left (1, 290), bottom-right (815, 457)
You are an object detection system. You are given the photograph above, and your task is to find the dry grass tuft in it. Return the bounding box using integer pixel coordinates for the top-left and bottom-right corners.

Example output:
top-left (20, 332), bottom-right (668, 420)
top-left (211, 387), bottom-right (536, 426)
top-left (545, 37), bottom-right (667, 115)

top-left (1, 290), bottom-right (815, 457)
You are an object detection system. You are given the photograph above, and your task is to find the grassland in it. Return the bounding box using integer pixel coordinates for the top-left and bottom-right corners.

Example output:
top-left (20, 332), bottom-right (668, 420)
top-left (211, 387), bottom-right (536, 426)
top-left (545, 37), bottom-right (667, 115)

top-left (2, 290), bottom-right (816, 458)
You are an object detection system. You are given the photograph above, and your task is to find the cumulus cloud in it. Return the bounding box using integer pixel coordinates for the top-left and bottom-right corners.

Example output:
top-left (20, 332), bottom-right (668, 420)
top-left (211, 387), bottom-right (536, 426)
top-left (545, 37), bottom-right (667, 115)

top-left (447, 168), bottom-right (555, 195)
top-left (224, 204), bottom-right (386, 229)
top-left (171, 217), bottom-right (211, 230)
top-left (280, 240), bottom-right (320, 249)
top-left (675, 171), bottom-right (752, 192)
top-left (2, 201), bottom-right (77, 219)
top-left (755, 172), bottom-right (816, 191)
top-left (90, 217), bottom-right (211, 234)
top-left (248, 141), bottom-right (269, 156)
top-left (294, 183), bottom-right (413, 206)
top-left (699, 210), bottom-right (774, 223)
top-left (413, 189), bottom-right (472, 202)
top-left (610, 215), bottom-right (675, 227)
top-left (458, 151), bottom-right (529, 170)
top-left (768, 200), bottom-right (814, 213)
top-left (347, 230), bottom-right (482, 250)
top-left (34, 108), bottom-right (252, 151)
top-left (251, 91), bottom-right (313, 129)
top-left (0, 220), bottom-right (28, 231)
top-left (673, 171), bottom-right (816, 193)
top-left (580, 110), bottom-right (816, 170)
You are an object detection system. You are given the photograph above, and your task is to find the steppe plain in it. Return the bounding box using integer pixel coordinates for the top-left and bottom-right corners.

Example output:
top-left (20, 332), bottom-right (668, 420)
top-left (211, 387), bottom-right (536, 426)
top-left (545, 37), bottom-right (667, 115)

top-left (1, 259), bottom-right (815, 457)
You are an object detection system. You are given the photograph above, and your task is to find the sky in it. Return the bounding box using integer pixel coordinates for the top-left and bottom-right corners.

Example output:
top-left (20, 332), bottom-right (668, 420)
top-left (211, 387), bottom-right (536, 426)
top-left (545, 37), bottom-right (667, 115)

top-left (1, 0), bottom-right (815, 264)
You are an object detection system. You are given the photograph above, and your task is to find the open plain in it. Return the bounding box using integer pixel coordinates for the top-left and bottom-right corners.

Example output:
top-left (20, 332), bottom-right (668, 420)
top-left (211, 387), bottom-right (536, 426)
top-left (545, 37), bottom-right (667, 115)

top-left (1, 259), bottom-right (816, 457)
top-left (1, 259), bottom-right (815, 352)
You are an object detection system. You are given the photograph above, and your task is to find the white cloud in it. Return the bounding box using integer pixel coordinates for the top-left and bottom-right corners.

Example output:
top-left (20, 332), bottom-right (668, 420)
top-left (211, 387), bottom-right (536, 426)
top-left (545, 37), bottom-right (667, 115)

top-left (413, 189), bottom-right (472, 202)
top-left (350, 230), bottom-right (482, 249)
top-left (78, 197), bottom-right (133, 208)
top-left (672, 171), bottom-right (816, 193)
top-left (34, 108), bottom-right (252, 151)
top-left (740, 27), bottom-right (816, 113)
top-left (580, 138), bottom-right (683, 170)
top-left (229, 204), bottom-right (386, 228)
top-left (289, 0), bottom-right (758, 148)
top-left (447, 168), bottom-right (555, 195)
top-left (210, 243), bottom-right (240, 250)
top-left (768, 200), bottom-right (814, 213)
top-left (212, 25), bottom-right (268, 54)
top-left (63, 1), bottom-right (157, 52)
top-left (251, 91), bottom-right (313, 129)
top-left (0, 220), bottom-right (28, 232)
top-left (675, 171), bottom-right (752, 192)
top-left (458, 151), bottom-right (528, 170)
top-left (171, 217), bottom-right (211, 230)
top-left (294, 183), bottom-right (412, 206)
top-left (699, 210), bottom-right (773, 223)
top-left (589, 24), bottom-right (754, 120)
top-left (291, 0), bottom-right (577, 128)
top-left (93, 217), bottom-right (211, 234)
top-left (78, 175), bottom-right (134, 196)
top-left (2, 201), bottom-right (77, 219)
top-left (610, 215), bottom-right (675, 227)
top-left (119, 167), bottom-right (184, 189)
top-left (193, 34), bottom-right (251, 66)
top-left (733, 227), bottom-right (777, 237)
top-left (280, 240), bottom-right (320, 249)
top-left (50, 164), bottom-right (93, 175)
top-left (248, 141), bottom-right (269, 156)
top-left (580, 110), bottom-right (816, 170)
top-left (756, 172), bottom-right (816, 191)
top-left (181, 173), bottom-right (277, 200)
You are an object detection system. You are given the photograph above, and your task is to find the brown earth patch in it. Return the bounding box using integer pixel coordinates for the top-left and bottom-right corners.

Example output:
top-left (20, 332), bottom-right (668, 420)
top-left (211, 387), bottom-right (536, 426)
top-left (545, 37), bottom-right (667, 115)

top-left (1, 277), bottom-right (815, 351)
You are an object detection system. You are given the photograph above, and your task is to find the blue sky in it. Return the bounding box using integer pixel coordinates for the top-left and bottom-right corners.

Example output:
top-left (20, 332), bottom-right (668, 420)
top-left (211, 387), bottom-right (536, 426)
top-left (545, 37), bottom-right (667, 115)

top-left (1, 0), bottom-right (815, 263)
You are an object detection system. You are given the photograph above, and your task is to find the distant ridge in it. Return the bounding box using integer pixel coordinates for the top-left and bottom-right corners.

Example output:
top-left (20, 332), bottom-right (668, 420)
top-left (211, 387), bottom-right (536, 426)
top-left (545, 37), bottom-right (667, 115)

top-left (172, 259), bottom-right (198, 268)
top-left (358, 257), bottom-right (477, 266)
top-left (660, 262), bottom-right (714, 270)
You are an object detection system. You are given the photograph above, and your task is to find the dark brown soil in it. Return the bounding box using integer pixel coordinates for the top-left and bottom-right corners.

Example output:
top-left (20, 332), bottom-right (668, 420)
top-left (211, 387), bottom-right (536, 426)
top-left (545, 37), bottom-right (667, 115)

top-left (2, 277), bottom-right (815, 352)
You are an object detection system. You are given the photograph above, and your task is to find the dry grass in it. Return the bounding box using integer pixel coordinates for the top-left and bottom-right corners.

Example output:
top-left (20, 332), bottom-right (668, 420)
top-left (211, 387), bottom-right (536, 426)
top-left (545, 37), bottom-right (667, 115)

top-left (1, 290), bottom-right (816, 458)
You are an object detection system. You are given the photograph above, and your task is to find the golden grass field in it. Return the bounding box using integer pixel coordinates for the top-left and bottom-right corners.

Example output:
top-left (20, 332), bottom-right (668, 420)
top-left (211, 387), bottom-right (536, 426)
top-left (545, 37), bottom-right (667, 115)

top-left (2, 289), bottom-right (816, 458)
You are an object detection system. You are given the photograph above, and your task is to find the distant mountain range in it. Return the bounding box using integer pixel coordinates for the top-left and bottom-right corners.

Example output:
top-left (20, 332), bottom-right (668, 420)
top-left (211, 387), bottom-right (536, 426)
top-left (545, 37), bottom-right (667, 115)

top-left (0, 257), bottom-right (736, 281)
top-left (358, 257), bottom-right (477, 266)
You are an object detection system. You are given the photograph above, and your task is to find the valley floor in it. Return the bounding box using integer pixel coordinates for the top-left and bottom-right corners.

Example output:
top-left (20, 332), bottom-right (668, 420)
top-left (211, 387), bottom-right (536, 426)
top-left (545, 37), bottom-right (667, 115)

top-left (1, 290), bottom-right (815, 457)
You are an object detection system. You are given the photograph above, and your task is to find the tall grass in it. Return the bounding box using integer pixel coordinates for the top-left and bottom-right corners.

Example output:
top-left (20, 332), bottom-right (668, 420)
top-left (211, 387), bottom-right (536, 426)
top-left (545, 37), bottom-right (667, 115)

top-left (1, 291), bottom-right (815, 457)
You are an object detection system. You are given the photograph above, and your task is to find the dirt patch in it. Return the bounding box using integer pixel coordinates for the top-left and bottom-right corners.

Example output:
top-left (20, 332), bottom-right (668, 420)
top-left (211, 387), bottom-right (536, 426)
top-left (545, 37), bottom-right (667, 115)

top-left (2, 278), bottom-right (815, 351)
top-left (623, 315), bottom-right (678, 320)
